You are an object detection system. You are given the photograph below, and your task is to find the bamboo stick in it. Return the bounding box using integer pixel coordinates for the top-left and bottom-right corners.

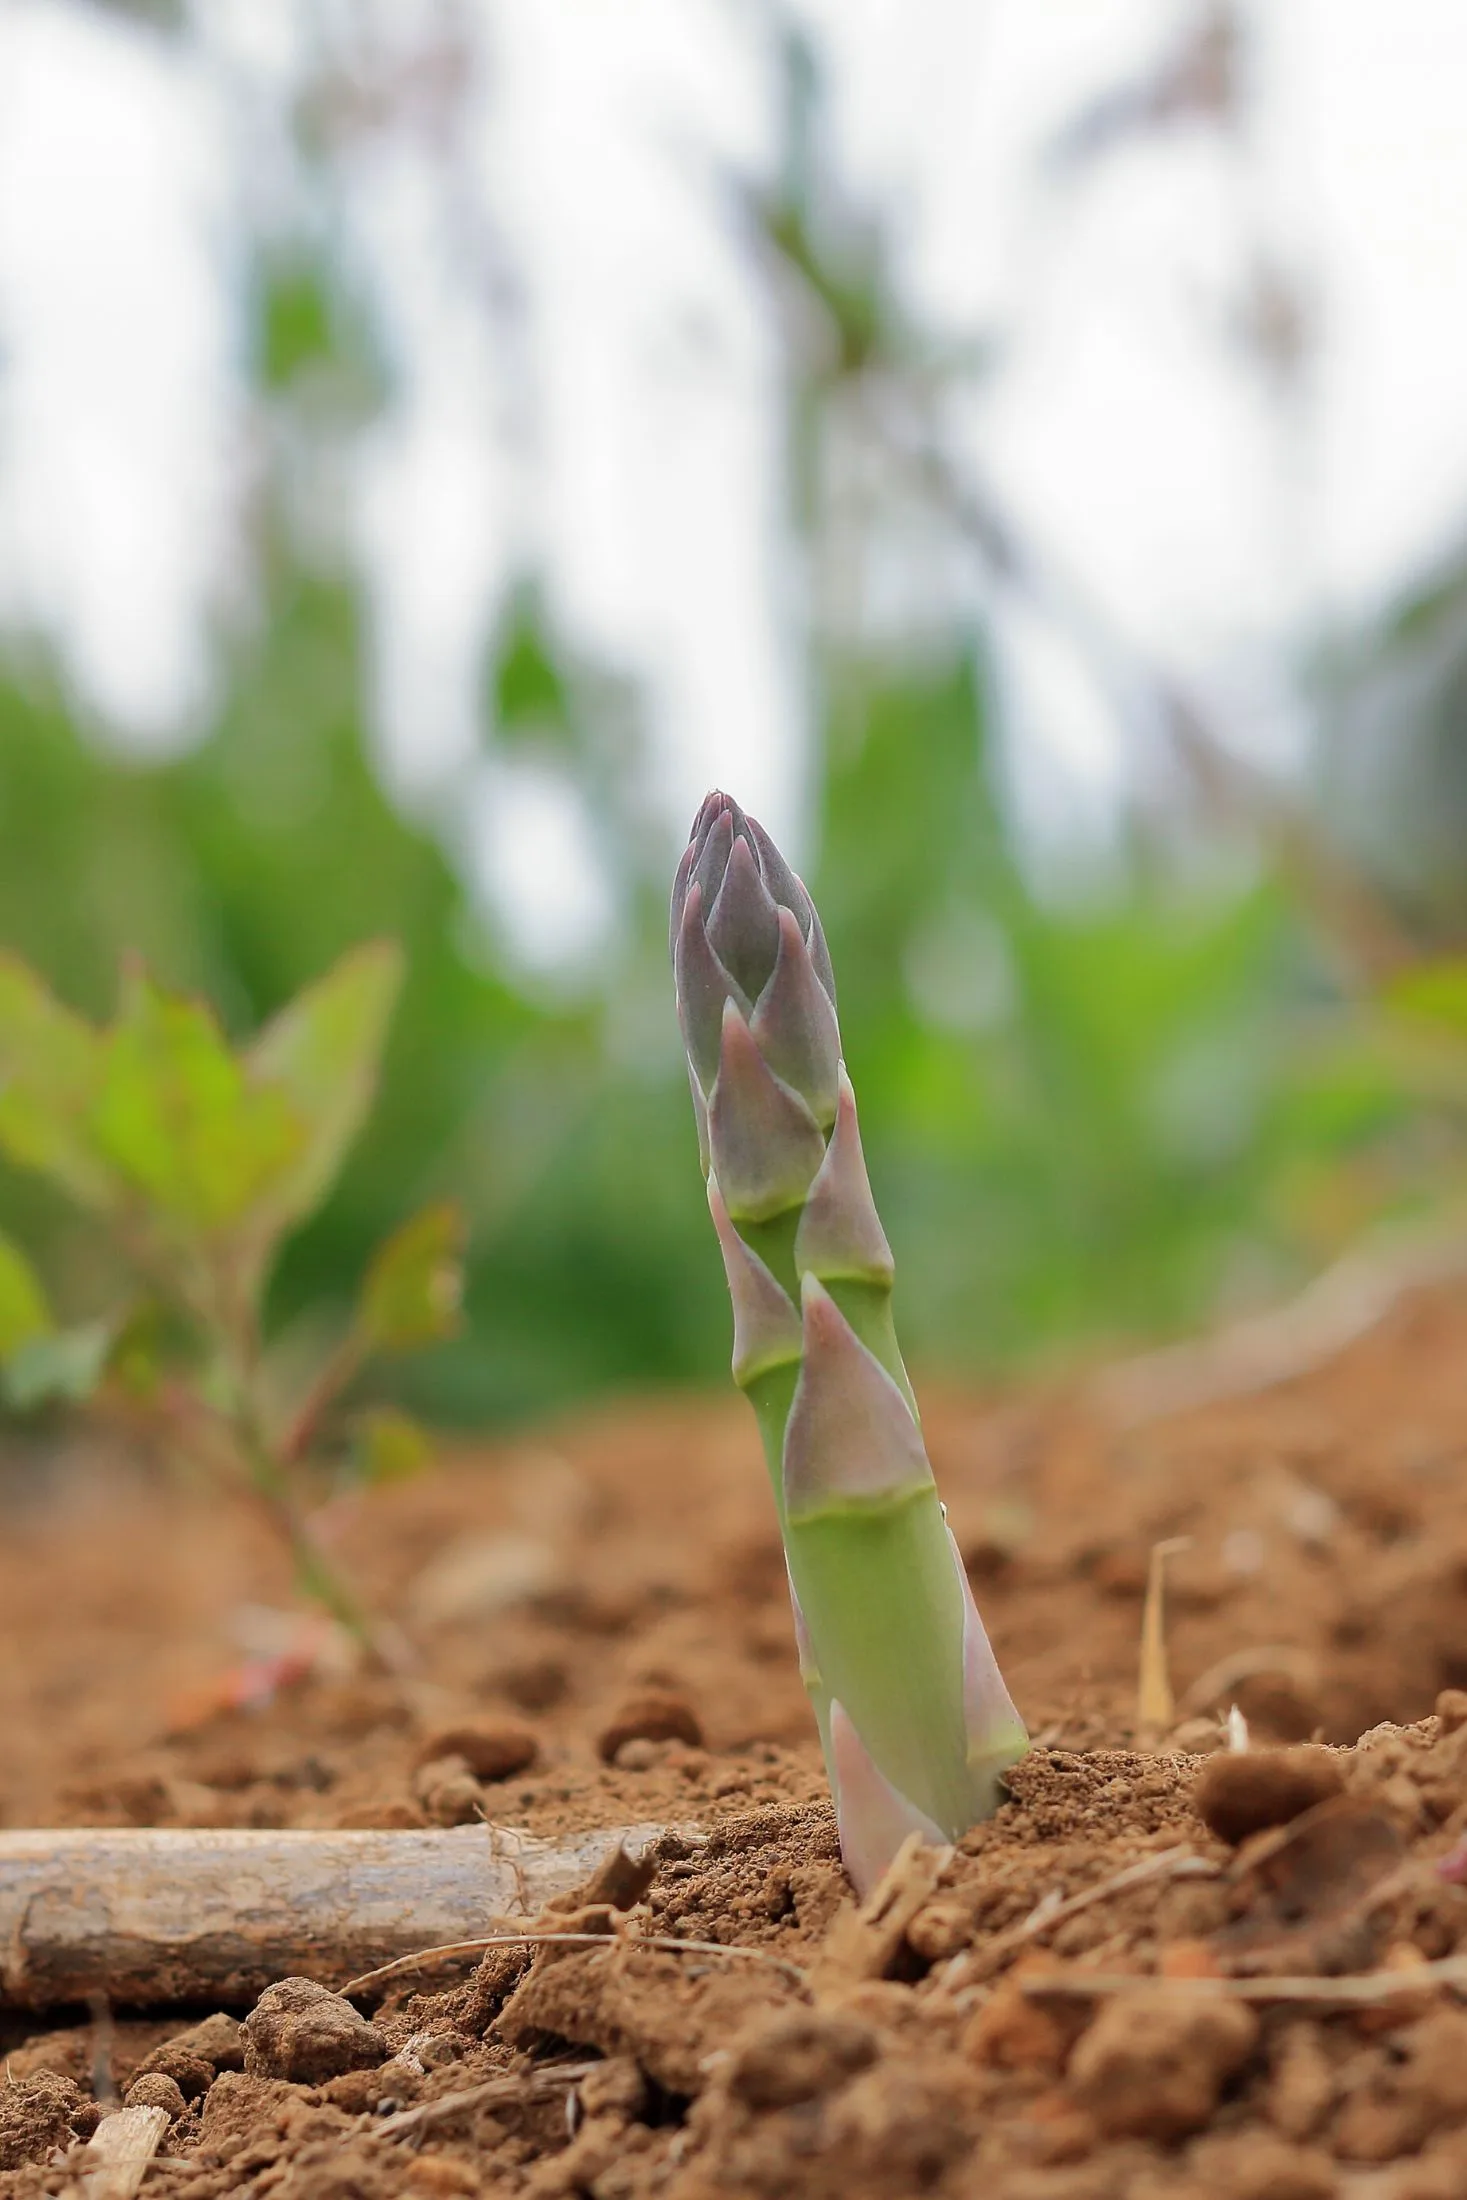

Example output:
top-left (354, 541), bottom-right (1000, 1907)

top-left (0, 1821), bottom-right (669, 2012)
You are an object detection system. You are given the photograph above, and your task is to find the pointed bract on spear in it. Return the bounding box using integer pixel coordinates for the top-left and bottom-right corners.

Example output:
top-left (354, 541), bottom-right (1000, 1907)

top-left (671, 791), bottom-right (1027, 1894)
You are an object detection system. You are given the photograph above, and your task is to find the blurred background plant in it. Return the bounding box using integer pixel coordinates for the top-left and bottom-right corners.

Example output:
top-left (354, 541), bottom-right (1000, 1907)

top-left (0, 934), bottom-right (466, 1632)
top-left (0, 0), bottom-right (1464, 1441)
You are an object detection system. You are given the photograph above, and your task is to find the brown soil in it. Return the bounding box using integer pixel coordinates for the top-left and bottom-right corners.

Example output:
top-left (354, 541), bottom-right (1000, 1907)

top-left (4, 1283), bottom-right (1467, 2197)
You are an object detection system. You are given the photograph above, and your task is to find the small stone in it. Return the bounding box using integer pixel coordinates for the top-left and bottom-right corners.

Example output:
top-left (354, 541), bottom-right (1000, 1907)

top-left (1187, 2131), bottom-right (1339, 2200)
top-left (413, 1720), bottom-right (538, 1782)
top-left (156, 2012), bottom-right (245, 2074)
top-left (613, 1737), bottom-right (661, 1772)
top-left (1435, 1689), bottom-right (1467, 1735)
top-left (497, 1657), bottom-right (568, 1713)
top-left (1266, 2025), bottom-right (1335, 2141)
top-left (129, 2046), bottom-right (215, 2100)
top-left (124, 2073), bottom-right (188, 2120)
top-left (1192, 1747), bottom-right (1344, 1846)
top-left (727, 2011), bottom-right (879, 2109)
top-left (578, 2056), bottom-right (648, 2120)
top-left (596, 1691), bottom-right (703, 1764)
top-left (1170, 1716), bottom-right (1225, 1754)
top-left (243, 1978), bottom-right (388, 2084)
top-left (1068, 1988), bottom-right (1259, 2140)
top-left (964, 1961), bottom-right (1075, 2074)
top-left (906, 1900), bottom-right (972, 1962)
top-left (412, 1754), bottom-right (486, 1826)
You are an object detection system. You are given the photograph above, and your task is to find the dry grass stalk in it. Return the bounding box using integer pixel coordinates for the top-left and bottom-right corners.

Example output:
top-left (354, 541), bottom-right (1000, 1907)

top-left (1137, 1537), bottom-right (1192, 1739)
top-left (372, 2061), bottom-right (600, 2142)
top-left (1021, 1952), bottom-right (1467, 2006)
top-left (341, 1929), bottom-right (808, 2001)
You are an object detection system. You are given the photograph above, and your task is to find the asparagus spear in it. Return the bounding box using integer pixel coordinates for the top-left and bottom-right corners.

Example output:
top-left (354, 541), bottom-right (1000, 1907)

top-left (672, 792), bottom-right (1026, 1893)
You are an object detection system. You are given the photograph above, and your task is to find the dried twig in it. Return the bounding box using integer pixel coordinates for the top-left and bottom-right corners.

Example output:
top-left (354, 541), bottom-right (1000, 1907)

top-left (371, 2060), bottom-right (600, 2141)
top-left (1022, 1953), bottom-right (1467, 2005)
top-left (990, 1847), bottom-right (1219, 1963)
top-left (342, 1929), bottom-right (808, 2001)
top-left (812, 1833), bottom-right (950, 1995)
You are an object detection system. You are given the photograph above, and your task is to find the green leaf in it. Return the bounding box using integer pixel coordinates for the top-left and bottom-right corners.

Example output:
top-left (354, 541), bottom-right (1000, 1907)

top-left (3, 1319), bottom-right (114, 1411)
top-left (353, 1406), bottom-right (433, 1486)
top-left (0, 1231), bottom-right (53, 1358)
top-left (245, 941), bottom-right (404, 1241)
top-left (358, 1201), bottom-right (465, 1352)
top-left (0, 954), bottom-right (113, 1206)
top-left (1386, 955), bottom-right (1467, 1037)
top-left (89, 974), bottom-right (303, 1232)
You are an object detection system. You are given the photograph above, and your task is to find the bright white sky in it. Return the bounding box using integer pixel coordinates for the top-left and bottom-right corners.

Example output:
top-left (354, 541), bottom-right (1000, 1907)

top-left (0, 0), bottom-right (1463, 964)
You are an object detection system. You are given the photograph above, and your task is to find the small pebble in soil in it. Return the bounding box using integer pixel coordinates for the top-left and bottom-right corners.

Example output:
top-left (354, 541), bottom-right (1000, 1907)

top-left (130, 2047), bottom-right (215, 2100)
top-left (906, 1900), bottom-right (972, 1962)
top-left (148, 2012), bottom-right (245, 2077)
top-left (1169, 1717), bottom-right (1225, 1753)
top-left (578, 2056), bottom-right (648, 2120)
top-left (413, 1719), bottom-right (538, 1781)
top-left (413, 1753), bottom-right (487, 1826)
top-left (124, 2073), bottom-right (188, 2120)
top-left (1068, 1988), bottom-right (1258, 2140)
top-left (1436, 1688), bottom-right (1467, 1735)
top-left (1192, 1745), bottom-right (1344, 1845)
top-left (243, 1978), bottom-right (388, 2084)
top-left (596, 1690), bottom-right (703, 1762)
top-left (613, 1737), bottom-right (664, 1773)
top-left (495, 1657), bottom-right (568, 1712)
top-left (727, 2012), bottom-right (880, 2109)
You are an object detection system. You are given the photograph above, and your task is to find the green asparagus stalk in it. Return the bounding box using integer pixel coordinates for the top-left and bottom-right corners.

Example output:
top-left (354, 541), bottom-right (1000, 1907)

top-left (672, 792), bottom-right (1027, 1893)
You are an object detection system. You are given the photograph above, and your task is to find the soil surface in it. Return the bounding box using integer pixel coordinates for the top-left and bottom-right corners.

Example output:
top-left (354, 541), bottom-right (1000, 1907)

top-left (4, 1283), bottom-right (1467, 2196)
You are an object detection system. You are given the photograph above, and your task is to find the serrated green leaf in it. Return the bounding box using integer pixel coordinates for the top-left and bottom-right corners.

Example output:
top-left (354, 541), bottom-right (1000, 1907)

top-left (0, 1230), bottom-right (53, 1358)
top-left (3, 1319), bottom-right (114, 1411)
top-left (245, 941), bottom-right (404, 1242)
top-left (353, 1406), bottom-right (432, 1485)
top-left (89, 975), bottom-right (304, 1232)
top-left (358, 1201), bottom-right (465, 1352)
top-left (0, 954), bottom-right (113, 1206)
top-left (1387, 955), bottom-right (1467, 1038)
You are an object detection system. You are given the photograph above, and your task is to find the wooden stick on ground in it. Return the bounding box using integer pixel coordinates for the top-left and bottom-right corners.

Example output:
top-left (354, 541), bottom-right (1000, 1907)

top-left (0, 1821), bottom-right (674, 2012)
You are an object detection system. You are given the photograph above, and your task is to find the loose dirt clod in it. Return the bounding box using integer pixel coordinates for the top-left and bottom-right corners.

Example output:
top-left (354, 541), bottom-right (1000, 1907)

top-left (124, 2013), bottom-right (242, 2109)
top-left (0, 2071), bottom-right (89, 2172)
top-left (121, 2072), bottom-right (185, 2119)
top-left (1067, 1987), bottom-right (1259, 2138)
top-left (412, 1752), bottom-right (487, 1825)
top-left (241, 1978), bottom-right (387, 2083)
top-left (727, 2010), bottom-right (881, 2108)
top-left (595, 1690), bottom-right (704, 1761)
top-left (1193, 1744), bottom-right (1345, 1844)
top-left (413, 1720), bottom-right (538, 1781)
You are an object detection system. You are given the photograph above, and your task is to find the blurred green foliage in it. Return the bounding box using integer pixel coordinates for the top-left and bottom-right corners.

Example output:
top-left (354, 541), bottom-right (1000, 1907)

top-left (0, 546), bottom-right (1453, 1438)
top-left (0, 864), bottom-right (465, 1620)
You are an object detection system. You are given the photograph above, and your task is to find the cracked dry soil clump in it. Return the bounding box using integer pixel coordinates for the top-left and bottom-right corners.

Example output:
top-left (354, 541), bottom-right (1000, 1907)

top-left (5, 1282), bottom-right (1467, 2196)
